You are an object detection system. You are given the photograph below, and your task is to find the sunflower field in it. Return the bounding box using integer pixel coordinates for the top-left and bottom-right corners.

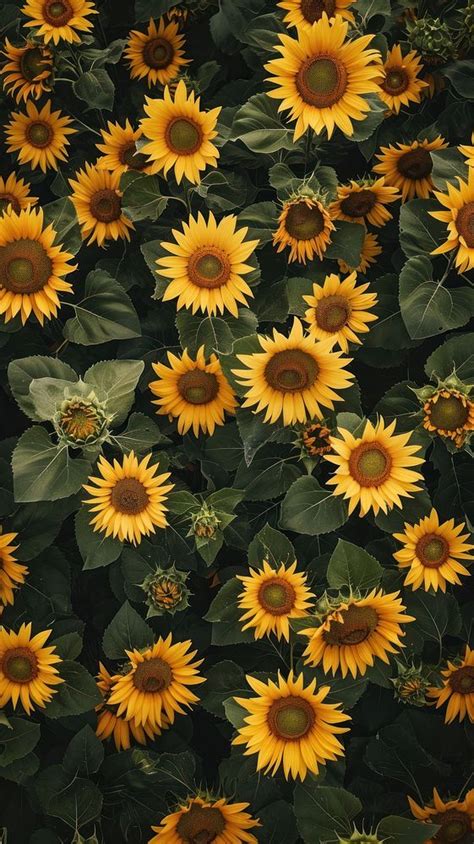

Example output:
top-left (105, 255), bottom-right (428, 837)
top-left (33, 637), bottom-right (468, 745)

top-left (0, 0), bottom-right (474, 841)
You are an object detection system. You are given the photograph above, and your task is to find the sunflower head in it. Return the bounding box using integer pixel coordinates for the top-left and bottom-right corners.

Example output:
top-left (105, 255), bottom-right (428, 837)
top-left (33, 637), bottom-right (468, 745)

top-left (430, 167), bottom-right (474, 274)
top-left (299, 421), bottom-right (333, 457)
top-left (278, 0), bottom-right (355, 31)
top-left (0, 622), bottom-right (63, 714)
top-left (418, 379), bottom-right (474, 448)
top-left (54, 391), bottom-right (111, 448)
top-left (124, 16), bottom-right (190, 87)
top-left (391, 662), bottom-right (432, 706)
top-left (0, 38), bottom-right (53, 103)
top-left (303, 271), bottom-right (378, 351)
top-left (338, 832), bottom-right (381, 844)
top-left (427, 646), bottom-right (474, 724)
top-left (237, 559), bottom-right (315, 641)
top-left (377, 44), bottom-right (428, 114)
top-left (21, 0), bottom-right (98, 45)
top-left (0, 529), bottom-right (27, 609)
top-left (0, 173), bottom-right (38, 217)
top-left (406, 16), bottom-right (457, 64)
top-left (191, 502), bottom-right (220, 538)
top-left (274, 191), bottom-right (335, 264)
top-left (408, 787), bottom-right (474, 844)
top-left (149, 795), bottom-right (260, 844)
top-left (141, 565), bottom-right (190, 616)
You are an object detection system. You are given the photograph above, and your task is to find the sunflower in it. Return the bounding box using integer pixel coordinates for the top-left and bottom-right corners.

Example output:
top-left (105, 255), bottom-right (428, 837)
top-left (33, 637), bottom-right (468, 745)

top-left (0, 206), bottom-right (76, 325)
top-left (96, 120), bottom-right (155, 176)
top-left (325, 417), bottom-right (425, 516)
top-left (21, 0), bottom-right (97, 45)
top-left (302, 271), bottom-right (378, 351)
top-left (107, 635), bottom-right (205, 730)
top-left (264, 14), bottom-right (382, 140)
top-left (156, 211), bottom-right (258, 317)
top-left (233, 671), bottom-right (350, 780)
top-left (125, 17), bottom-right (189, 87)
top-left (0, 622), bottom-right (63, 714)
top-left (5, 100), bottom-right (76, 173)
top-left (459, 133), bottom-right (474, 167)
top-left (0, 38), bottom-right (53, 103)
top-left (0, 530), bottom-right (28, 609)
top-left (422, 389), bottom-right (474, 447)
top-left (330, 178), bottom-right (400, 228)
top-left (408, 788), bottom-right (474, 844)
top-left (149, 796), bottom-right (260, 843)
top-left (301, 421), bottom-right (332, 456)
top-left (140, 81), bottom-right (221, 184)
top-left (430, 168), bottom-right (474, 273)
top-left (237, 560), bottom-right (315, 642)
top-left (394, 509), bottom-right (473, 593)
top-left (373, 136), bottom-right (448, 202)
top-left (68, 163), bottom-right (134, 247)
top-left (377, 44), bottom-right (428, 114)
top-left (337, 232), bottom-right (382, 275)
top-left (300, 590), bottom-right (415, 678)
top-left (0, 173), bottom-right (38, 216)
top-left (428, 646), bottom-right (474, 724)
top-left (83, 451), bottom-right (174, 545)
top-left (95, 663), bottom-right (166, 751)
top-left (149, 345), bottom-right (238, 436)
top-left (278, 0), bottom-right (355, 31)
top-left (273, 195), bottom-right (334, 263)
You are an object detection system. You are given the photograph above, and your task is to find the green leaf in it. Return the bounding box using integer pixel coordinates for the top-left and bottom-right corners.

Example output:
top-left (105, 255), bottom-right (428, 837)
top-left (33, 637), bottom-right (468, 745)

top-left (42, 197), bottom-right (82, 255)
top-left (0, 718), bottom-right (40, 767)
top-left (35, 766), bottom-right (103, 829)
top-left (102, 600), bottom-right (153, 659)
top-left (111, 412), bottom-right (170, 453)
top-left (247, 523), bottom-right (295, 567)
top-left (326, 540), bottom-right (383, 591)
top-left (237, 201), bottom-right (279, 244)
top-left (431, 147), bottom-right (469, 190)
top-left (223, 697), bottom-right (248, 729)
top-left (12, 427), bottom-right (92, 503)
top-left (356, 0), bottom-right (391, 21)
top-left (399, 198), bottom-right (447, 258)
top-left (73, 68), bottom-right (115, 110)
top-left (200, 660), bottom-right (246, 719)
top-left (280, 476), bottom-right (348, 535)
top-left (75, 508), bottom-right (123, 570)
top-left (121, 171), bottom-right (168, 222)
top-left (378, 816), bottom-right (440, 844)
top-left (231, 94), bottom-right (295, 153)
top-left (51, 632), bottom-right (83, 661)
top-left (234, 455), bottom-right (301, 501)
top-left (8, 355), bottom-right (77, 421)
top-left (44, 662), bottom-right (101, 718)
top-left (135, 0), bottom-right (175, 20)
top-left (442, 60), bottom-right (474, 99)
top-left (424, 333), bottom-right (474, 382)
top-left (294, 784), bottom-right (362, 844)
top-left (399, 256), bottom-right (474, 339)
top-left (84, 358), bottom-right (144, 426)
top-left (234, 407), bottom-right (294, 465)
top-left (256, 800), bottom-right (299, 844)
top-left (0, 752), bottom-right (39, 785)
top-left (348, 94), bottom-right (387, 142)
top-left (28, 377), bottom-right (77, 421)
top-left (403, 591), bottom-right (461, 651)
top-left (205, 578), bottom-right (255, 645)
top-left (176, 312), bottom-right (234, 355)
top-left (63, 270), bottom-right (141, 345)
top-left (63, 726), bottom-right (104, 777)
top-left (325, 221), bottom-right (365, 266)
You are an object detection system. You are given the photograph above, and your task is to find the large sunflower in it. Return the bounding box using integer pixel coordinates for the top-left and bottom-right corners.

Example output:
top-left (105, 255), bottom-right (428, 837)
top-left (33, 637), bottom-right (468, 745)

top-left (96, 120), bottom-right (155, 176)
top-left (233, 318), bottom-right (354, 426)
top-left (265, 14), bottom-right (382, 140)
top-left (394, 509), bottom-right (473, 593)
top-left (0, 173), bottom-right (38, 216)
top-left (107, 635), bottom-right (205, 730)
top-left (430, 167), bottom-right (474, 274)
top-left (302, 271), bottom-right (378, 351)
top-left (408, 788), bottom-right (474, 844)
top-left (428, 646), bottom-right (474, 724)
top-left (69, 163), bottom-right (134, 247)
top-left (83, 451), bottom-right (174, 545)
top-left (149, 796), bottom-right (260, 843)
top-left (0, 622), bottom-right (63, 714)
top-left (237, 560), bottom-right (315, 641)
top-left (5, 100), bottom-right (76, 173)
top-left (156, 211), bottom-right (258, 317)
top-left (140, 81), bottom-right (220, 184)
top-left (0, 206), bottom-right (76, 325)
top-left (95, 663), bottom-right (166, 751)
top-left (21, 0), bottom-right (97, 44)
top-left (273, 195), bottom-right (334, 263)
top-left (0, 530), bottom-right (27, 609)
top-left (149, 345), bottom-right (238, 436)
top-left (125, 17), bottom-right (189, 87)
top-left (300, 590), bottom-right (415, 678)
top-left (337, 231), bottom-right (382, 275)
top-left (377, 44), bottom-right (428, 114)
top-left (233, 671), bottom-right (350, 780)
top-left (373, 136), bottom-right (448, 202)
top-left (330, 178), bottom-right (400, 228)
top-left (0, 38), bottom-right (53, 103)
top-left (278, 0), bottom-right (355, 31)
top-left (422, 388), bottom-right (474, 448)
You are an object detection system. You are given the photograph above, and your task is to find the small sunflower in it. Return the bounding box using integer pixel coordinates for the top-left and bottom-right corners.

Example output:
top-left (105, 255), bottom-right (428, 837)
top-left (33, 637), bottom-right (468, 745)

top-left (430, 168), bottom-right (474, 273)
top-left (237, 560), bottom-right (315, 641)
top-left (140, 81), bottom-right (220, 185)
top-left (408, 788), bottom-right (474, 844)
top-left (96, 120), bottom-right (155, 176)
top-left (300, 421), bottom-right (332, 456)
top-left (459, 133), bottom-right (474, 167)
top-left (125, 17), bottom-right (189, 88)
top-left (373, 136), bottom-right (448, 202)
top-left (303, 271), bottom-right (378, 352)
top-left (422, 388), bottom-right (474, 447)
top-left (377, 44), bottom-right (428, 114)
top-left (95, 663), bottom-right (166, 751)
top-left (428, 646), bottom-right (474, 724)
top-left (0, 622), bottom-right (63, 714)
top-left (300, 590), bottom-right (415, 678)
top-left (83, 451), bottom-right (174, 546)
top-left (5, 100), bottom-right (76, 173)
top-left (0, 530), bottom-right (28, 609)
top-left (337, 232), bottom-right (382, 275)
top-left (265, 14), bottom-right (382, 140)
top-left (0, 38), bottom-right (53, 103)
top-left (278, 0), bottom-right (355, 31)
top-left (233, 318), bottom-right (354, 426)
top-left (0, 206), bottom-right (76, 325)
top-left (150, 346), bottom-right (238, 437)
top-left (156, 211), bottom-right (258, 317)
top-left (273, 195), bottom-right (334, 263)
top-left (21, 0), bottom-right (97, 45)
top-left (69, 163), bottom-right (134, 247)
top-left (0, 173), bottom-right (38, 216)
top-left (107, 635), bottom-right (205, 730)
top-left (233, 671), bottom-right (350, 780)
top-left (330, 178), bottom-right (400, 228)
top-left (325, 417), bottom-right (425, 516)
top-left (149, 796), bottom-right (260, 843)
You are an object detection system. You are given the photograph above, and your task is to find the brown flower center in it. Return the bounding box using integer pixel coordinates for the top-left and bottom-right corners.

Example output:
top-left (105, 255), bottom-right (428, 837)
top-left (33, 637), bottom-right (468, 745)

top-left (340, 189), bottom-right (377, 219)
top-left (432, 809), bottom-right (472, 843)
top-left (188, 246), bottom-right (231, 289)
top-left (455, 201), bottom-right (474, 248)
top-left (0, 194), bottom-right (21, 215)
top-left (300, 0), bottom-right (336, 22)
top-left (133, 657), bottom-right (172, 693)
top-left (26, 120), bottom-right (53, 148)
top-left (0, 238), bottom-right (52, 294)
top-left (296, 54), bottom-right (348, 108)
top-left (416, 533), bottom-right (449, 568)
top-left (2, 647), bottom-right (38, 683)
top-left (449, 666), bottom-right (474, 695)
top-left (285, 201), bottom-right (325, 240)
top-left (20, 47), bottom-right (49, 82)
top-left (382, 67), bottom-right (410, 95)
top-left (120, 142), bottom-right (150, 171)
top-left (428, 394), bottom-right (469, 432)
top-left (176, 804), bottom-right (226, 844)
top-left (265, 349), bottom-right (318, 393)
top-left (165, 117), bottom-right (203, 154)
top-left (268, 696), bottom-right (315, 740)
top-left (258, 577), bottom-right (296, 615)
top-left (397, 147), bottom-right (433, 179)
top-left (42, 0), bottom-right (73, 26)
top-left (324, 604), bottom-right (379, 646)
top-left (349, 442), bottom-right (392, 487)
top-left (178, 369), bottom-right (219, 404)
top-left (89, 189), bottom-right (122, 223)
top-left (315, 295), bottom-right (351, 332)
top-left (143, 37), bottom-right (174, 69)
top-left (110, 478), bottom-right (149, 515)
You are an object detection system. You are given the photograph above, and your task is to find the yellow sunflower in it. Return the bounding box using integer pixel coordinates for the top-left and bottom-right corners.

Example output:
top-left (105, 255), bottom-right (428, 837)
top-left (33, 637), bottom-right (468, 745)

top-left (83, 451), bottom-right (174, 546)
top-left (96, 120), bottom-right (155, 176)
top-left (21, 0), bottom-right (97, 45)
top-left (428, 646), bottom-right (474, 724)
top-left (0, 38), bottom-right (52, 103)
top-left (337, 231), bottom-right (382, 275)
top-left (459, 133), bottom-right (474, 167)
top-left (278, 0), bottom-right (355, 31)
top-left (0, 622), bottom-right (63, 714)
top-left (0, 530), bottom-right (27, 609)
top-left (302, 271), bottom-right (378, 351)
top-left (265, 14), bottom-right (382, 140)
top-left (95, 663), bottom-right (166, 751)
top-left (5, 100), bottom-right (76, 173)
top-left (377, 44), bottom-right (428, 114)
top-left (233, 671), bottom-right (350, 780)
top-left (68, 163), bottom-right (134, 247)
top-left (107, 635), bottom-right (205, 730)
top-left (300, 590), bottom-right (415, 678)
top-left (0, 206), bottom-right (76, 325)
top-left (430, 167), bottom-right (474, 274)
top-left (422, 388), bottom-right (474, 448)
top-left (0, 173), bottom-right (38, 216)
top-left (149, 796), bottom-right (260, 843)
top-left (156, 211), bottom-right (258, 317)
top-left (125, 17), bottom-right (189, 87)
top-left (233, 317), bottom-right (354, 426)
top-left (330, 178), bottom-right (400, 227)
top-left (149, 346), bottom-right (238, 437)
top-left (393, 509), bottom-right (473, 593)
top-left (373, 136), bottom-right (448, 202)
top-left (237, 560), bottom-right (315, 641)
top-left (408, 788), bottom-right (474, 844)
top-left (273, 195), bottom-right (334, 263)
top-left (325, 417), bottom-right (425, 516)
top-left (140, 81), bottom-right (221, 184)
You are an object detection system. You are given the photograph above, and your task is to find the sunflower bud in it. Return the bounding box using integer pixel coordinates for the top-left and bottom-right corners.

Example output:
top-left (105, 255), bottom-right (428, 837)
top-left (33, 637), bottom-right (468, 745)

top-left (299, 422), bottom-right (332, 457)
top-left (141, 565), bottom-right (190, 616)
top-left (391, 663), bottom-right (431, 706)
top-left (406, 17), bottom-right (457, 64)
top-left (464, 0), bottom-right (474, 36)
top-left (191, 503), bottom-right (220, 538)
top-left (338, 831), bottom-right (382, 843)
top-left (166, 70), bottom-right (200, 97)
top-left (71, 832), bottom-right (100, 844)
top-left (54, 392), bottom-right (111, 449)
